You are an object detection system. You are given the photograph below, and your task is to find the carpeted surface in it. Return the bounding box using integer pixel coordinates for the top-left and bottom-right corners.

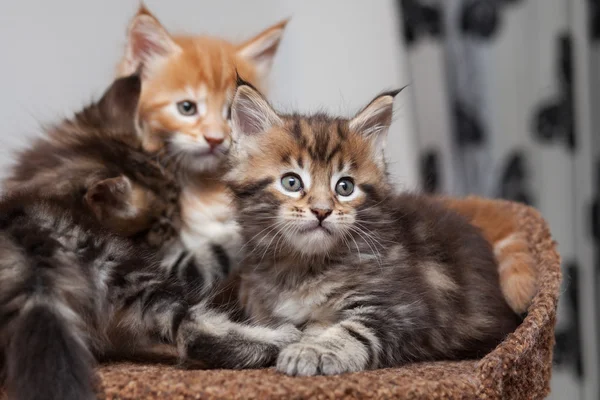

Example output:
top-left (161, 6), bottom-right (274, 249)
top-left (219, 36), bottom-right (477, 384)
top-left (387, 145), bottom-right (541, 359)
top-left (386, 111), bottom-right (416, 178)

top-left (12, 198), bottom-right (566, 399)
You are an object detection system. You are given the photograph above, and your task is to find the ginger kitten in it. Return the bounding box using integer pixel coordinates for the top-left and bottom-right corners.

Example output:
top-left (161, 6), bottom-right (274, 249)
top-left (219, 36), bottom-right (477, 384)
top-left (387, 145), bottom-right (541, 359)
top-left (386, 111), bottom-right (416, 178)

top-left (116, 5), bottom-right (288, 283)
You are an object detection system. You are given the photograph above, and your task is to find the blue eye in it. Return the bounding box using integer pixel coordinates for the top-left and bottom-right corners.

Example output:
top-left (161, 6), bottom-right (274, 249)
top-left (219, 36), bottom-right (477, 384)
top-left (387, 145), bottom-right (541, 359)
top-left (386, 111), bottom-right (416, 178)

top-left (281, 173), bottom-right (303, 192)
top-left (335, 178), bottom-right (355, 196)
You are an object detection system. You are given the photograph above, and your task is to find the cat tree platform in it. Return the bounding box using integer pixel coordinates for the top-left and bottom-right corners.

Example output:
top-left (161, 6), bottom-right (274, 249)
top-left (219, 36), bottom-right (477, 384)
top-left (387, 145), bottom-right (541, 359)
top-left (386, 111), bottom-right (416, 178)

top-left (100, 199), bottom-right (562, 399)
top-left (95, 198), bottom-right (561, 399)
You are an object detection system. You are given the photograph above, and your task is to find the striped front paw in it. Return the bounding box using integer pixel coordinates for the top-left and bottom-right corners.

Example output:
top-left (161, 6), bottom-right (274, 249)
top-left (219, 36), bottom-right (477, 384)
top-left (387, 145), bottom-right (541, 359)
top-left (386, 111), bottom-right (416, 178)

top-left (276, 342), bottom-right (364, 376)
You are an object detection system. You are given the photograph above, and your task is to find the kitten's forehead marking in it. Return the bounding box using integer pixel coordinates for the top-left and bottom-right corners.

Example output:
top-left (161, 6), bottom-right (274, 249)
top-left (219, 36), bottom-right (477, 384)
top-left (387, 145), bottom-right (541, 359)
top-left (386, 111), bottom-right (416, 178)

top-left (187, 84), bottom-right (208, 101)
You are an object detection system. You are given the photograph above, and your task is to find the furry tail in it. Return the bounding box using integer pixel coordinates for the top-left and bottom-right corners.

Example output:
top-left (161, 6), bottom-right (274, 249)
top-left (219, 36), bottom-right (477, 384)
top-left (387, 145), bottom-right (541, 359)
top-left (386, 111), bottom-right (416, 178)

top-left (6, 305), bottom-right (96, 400)
top-left (494, 233), bottom-right (537, 314)
top-left (438, 195), bottom-right (537, 315)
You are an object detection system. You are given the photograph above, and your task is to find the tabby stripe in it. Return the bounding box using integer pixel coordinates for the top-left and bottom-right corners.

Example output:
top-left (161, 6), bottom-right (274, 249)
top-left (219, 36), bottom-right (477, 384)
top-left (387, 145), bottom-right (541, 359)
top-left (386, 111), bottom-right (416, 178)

top-left (185, 332), bottom-right (279, 369)
top-left (359, 184), bottom-right (378, 199)
top-left (171, 251), bottom-right (189, 276)
top-left (171, 305), bottom-right (188, 340)
top-left (211, 244), bottom-right (231, 276)
top-left (140, 288), bottom-right (176, 317)
top-left (184, 259), bottom-right (205, 290)
top-left (281, 153), bottom-right (292, 164)
top-left (342, 325), bottom-right (374, 366)
top-left (338, 158), bottom-right (345, 174)
top-left (342, 300), bottom-right (387, 312)
top-left (288, 119), bottom-right (302, 140)
top-left (336, 121), bottom-right (347, 141)
top-left (232, 178), bottom-right (273, 198)
top-left (325, 143), bottom-right (341, 164)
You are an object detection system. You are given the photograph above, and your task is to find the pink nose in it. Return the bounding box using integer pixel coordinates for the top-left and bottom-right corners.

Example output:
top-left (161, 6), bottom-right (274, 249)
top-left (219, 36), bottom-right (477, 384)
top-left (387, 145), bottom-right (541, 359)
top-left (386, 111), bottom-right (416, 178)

top-left (204, 136), bottom-right (224, 148)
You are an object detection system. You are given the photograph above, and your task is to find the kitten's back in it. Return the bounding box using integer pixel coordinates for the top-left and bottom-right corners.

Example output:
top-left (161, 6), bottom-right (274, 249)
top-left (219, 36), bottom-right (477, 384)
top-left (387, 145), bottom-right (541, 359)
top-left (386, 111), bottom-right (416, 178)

top-left (441, 196), bottom-right (536, 314)
top-left (390, 193), bottom-right (521, 357)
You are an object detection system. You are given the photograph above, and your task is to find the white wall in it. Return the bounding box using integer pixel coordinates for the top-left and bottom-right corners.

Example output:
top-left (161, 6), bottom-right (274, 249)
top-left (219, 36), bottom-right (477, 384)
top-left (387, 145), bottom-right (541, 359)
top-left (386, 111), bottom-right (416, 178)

top-left (0, 0), bottom-right (418, 188)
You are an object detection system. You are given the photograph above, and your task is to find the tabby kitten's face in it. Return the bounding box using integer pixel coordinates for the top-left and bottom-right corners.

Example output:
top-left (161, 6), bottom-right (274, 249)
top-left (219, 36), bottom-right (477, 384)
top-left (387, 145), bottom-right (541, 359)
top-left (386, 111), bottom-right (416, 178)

top-left (117, 5), bottom-right (287, 173)
top-left (226, 83), bottom-right (401, 256)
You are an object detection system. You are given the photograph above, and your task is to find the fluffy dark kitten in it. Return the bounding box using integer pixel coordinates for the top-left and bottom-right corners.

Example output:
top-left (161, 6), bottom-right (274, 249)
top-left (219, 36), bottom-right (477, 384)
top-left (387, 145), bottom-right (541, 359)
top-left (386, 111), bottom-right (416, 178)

top-left (214, 82), bottom-right (521, 376)
top-left (5, 79), bottom-right (227, 303)
top-left (0, 76), bottom-right (299, 400)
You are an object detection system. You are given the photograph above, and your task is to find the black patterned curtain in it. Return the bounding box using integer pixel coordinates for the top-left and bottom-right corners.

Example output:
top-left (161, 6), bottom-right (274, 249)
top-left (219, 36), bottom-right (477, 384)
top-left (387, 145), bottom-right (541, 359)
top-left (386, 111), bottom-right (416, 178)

top-left (398, 1), bottom-right (600, 398)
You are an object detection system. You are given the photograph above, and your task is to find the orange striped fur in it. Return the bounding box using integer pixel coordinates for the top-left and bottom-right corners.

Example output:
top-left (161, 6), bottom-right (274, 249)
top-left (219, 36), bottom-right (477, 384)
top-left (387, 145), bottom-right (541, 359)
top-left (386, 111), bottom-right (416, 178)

top-left (440, 196), bottom-right (537, 314)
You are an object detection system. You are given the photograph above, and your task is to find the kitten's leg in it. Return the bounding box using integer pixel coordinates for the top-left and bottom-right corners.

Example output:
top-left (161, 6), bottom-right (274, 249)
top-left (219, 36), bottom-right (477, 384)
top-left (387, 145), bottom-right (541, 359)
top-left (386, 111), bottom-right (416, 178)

top-left (176, 301), bottom-right (301, 369)
top-left (111, 274), bottom-right (300, 369)
top-left (276, 320), bottom-right (375, 376)
top-left (276, 304), bottom-right (404, 376)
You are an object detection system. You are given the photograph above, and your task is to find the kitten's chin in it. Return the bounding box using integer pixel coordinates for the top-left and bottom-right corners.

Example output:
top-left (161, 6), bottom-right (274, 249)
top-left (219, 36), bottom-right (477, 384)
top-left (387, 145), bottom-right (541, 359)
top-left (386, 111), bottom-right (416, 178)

top-left (285, 229), bottom-right (337, 256)
top-left (168, 135), bottom-right (230, 174)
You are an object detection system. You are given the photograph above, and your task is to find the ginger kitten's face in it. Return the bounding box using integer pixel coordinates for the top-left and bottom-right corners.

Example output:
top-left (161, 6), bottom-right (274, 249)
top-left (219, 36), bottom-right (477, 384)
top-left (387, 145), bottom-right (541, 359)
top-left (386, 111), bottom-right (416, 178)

top-left (117, 6), bottom-right (287, 173)
top-left (226, 84), bottom-right (401, 257)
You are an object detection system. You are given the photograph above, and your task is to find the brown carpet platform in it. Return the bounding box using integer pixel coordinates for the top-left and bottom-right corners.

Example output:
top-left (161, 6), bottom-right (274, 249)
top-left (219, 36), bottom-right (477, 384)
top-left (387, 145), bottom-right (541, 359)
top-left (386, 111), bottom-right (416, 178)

top-left (18, 199), bottom-right (568, 399)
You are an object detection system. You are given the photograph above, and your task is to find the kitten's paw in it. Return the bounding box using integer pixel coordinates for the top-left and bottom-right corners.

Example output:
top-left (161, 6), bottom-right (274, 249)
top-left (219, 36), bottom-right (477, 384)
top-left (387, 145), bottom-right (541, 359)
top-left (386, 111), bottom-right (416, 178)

top-left (276, 343), bottom-right (359, 376)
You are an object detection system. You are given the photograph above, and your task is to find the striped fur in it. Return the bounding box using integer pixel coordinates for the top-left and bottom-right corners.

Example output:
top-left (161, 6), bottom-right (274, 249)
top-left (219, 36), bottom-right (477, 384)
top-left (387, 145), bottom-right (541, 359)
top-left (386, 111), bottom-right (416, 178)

top-left (210, 83), bottom-right (521, 376)
top-left (0, 76), bottom-right (300, 399)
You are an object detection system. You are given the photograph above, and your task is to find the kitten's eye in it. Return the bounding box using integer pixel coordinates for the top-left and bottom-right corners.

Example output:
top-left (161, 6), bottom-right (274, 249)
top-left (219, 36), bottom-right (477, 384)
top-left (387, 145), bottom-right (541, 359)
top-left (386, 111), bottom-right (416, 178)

top-left (335, 178), bottom-right (355, 197)
top-left (177, 100), bottom-right (197, 116)
top-left (281, 173), bottom-right (303, 192)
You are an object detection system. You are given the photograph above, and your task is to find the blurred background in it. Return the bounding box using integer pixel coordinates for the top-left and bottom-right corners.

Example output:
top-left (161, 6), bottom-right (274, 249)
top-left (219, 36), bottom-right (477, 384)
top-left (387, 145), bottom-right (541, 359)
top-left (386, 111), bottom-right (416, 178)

top-left (0, 0), bottom-right (597, 398)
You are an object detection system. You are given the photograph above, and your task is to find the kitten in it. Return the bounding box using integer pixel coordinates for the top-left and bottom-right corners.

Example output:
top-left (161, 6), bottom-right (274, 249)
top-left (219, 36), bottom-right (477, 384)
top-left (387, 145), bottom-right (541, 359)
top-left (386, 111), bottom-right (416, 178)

top-left (115, 5), bottom-right (288, 284)
top-left (211, 81), bottom-right (521, 376)
top-left (440, 196), bottom-right (537, 314)
top-left (0, 76), bottom-right (300, 400)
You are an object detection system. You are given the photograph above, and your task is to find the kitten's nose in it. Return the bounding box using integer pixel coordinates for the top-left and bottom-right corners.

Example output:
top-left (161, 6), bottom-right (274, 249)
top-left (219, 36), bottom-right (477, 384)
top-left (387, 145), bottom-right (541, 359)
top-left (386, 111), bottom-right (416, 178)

top-left (204, 135), bottom-right (224, 148)
top-left (311, 208), bottom-right (332, 223)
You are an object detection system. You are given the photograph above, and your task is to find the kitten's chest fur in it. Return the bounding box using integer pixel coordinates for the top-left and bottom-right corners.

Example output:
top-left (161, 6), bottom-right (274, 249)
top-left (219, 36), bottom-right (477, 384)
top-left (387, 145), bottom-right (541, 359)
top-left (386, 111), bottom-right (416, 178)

top-left (241, 263), bottom-right (345, 326)
top-left (180, 180), bottom-right (242, 262)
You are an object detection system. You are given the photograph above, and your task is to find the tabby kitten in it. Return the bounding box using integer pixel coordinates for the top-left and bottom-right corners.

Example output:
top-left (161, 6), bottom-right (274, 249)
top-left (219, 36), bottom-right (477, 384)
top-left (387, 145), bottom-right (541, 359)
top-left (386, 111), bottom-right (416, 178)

top-left (115, 5), bottom-right (288, 284)
top-left (0, 76), bottom-right (299, 400)
top-left (215, 81), bottom-right (522, 376)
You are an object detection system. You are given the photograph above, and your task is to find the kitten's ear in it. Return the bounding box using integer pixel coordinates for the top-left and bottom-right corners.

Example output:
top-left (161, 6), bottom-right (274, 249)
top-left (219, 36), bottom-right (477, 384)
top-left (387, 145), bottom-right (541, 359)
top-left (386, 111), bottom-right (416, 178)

top-left (231, 78), bottom-right (281, 138)
top-left (349, 88), bottom-right (405, 156)
top-left (236, 19), bottom-right (289, 80)
top-left (117, 4), bottom-right (181, 77)
top-left (98, 75), bottom-right (142, 124)
top-left (85, 175), bottom-right (133, 219)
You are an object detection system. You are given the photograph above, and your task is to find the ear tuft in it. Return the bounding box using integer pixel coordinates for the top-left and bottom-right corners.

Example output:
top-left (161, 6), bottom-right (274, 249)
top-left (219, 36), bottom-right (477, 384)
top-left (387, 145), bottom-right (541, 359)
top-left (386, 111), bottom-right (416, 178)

top-left (231, 84), bottom-right (281, 137)
top-left (117, 4), bottom-right (181, 77)
top-left (349, 86), bottom-right (406, 138)
top-left (236, 19), bottom-right (289, 80)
